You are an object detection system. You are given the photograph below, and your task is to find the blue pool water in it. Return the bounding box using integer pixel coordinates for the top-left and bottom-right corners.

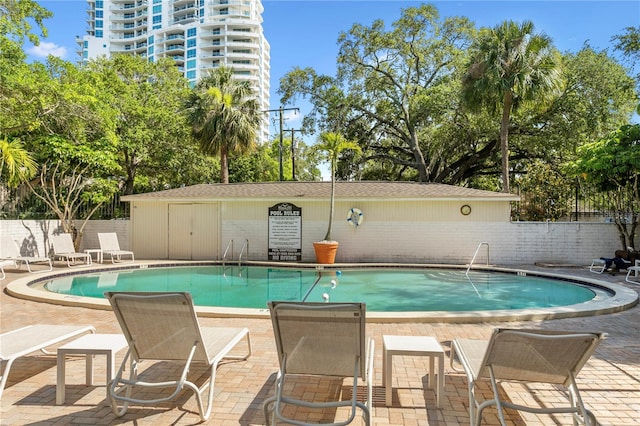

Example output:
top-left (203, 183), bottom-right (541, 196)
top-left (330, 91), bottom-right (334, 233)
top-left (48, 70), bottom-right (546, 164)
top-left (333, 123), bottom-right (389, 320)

top-left (43, 266), bottom-right (597, 312)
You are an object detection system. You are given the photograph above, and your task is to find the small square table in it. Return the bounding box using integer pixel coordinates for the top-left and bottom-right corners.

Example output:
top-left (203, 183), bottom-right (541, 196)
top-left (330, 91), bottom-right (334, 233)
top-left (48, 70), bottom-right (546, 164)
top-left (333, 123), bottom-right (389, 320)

top-left (56, 333), bottom-right (128, 405)
top-left (383, 335), bottom-right (445, 408)
top-left (84, 249), bottom-right (103, 264)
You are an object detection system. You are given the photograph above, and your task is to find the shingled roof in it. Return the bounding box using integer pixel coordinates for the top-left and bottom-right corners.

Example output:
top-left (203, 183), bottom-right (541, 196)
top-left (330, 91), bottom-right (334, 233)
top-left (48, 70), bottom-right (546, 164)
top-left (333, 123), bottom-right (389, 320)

top-left (121, 181), bottom-right (519, 201)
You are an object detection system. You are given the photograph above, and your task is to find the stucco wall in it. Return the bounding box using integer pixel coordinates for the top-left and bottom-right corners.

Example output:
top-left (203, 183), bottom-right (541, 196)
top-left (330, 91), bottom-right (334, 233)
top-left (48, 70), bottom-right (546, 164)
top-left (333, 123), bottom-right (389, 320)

top-left (0, 218), bottom-right (623, 266)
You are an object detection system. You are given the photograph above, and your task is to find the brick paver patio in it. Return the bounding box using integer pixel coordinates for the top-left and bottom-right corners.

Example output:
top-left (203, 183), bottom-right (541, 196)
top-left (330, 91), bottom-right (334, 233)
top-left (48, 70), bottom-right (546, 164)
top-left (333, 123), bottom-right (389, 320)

top-left (1, 263), bottom-right (638, 425)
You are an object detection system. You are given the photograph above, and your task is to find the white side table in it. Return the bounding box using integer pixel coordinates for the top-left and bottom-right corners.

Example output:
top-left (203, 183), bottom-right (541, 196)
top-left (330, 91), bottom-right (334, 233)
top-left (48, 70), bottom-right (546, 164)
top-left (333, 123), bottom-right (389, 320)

top-left (382, 335), bottom-right (445, 408)
top-left (84, 249), bottom-right (103, 264)
top-left (56, 333), bottom-right (128, 405)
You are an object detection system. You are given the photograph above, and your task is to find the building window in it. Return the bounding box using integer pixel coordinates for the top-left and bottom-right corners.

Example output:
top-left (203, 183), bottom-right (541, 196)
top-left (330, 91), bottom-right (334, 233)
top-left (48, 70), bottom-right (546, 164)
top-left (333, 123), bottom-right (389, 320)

top-left (220, 8), bottom-right (228, 15)
top-left (187, 28), bottom-right (196, 37)
top-left (187, 39), bottom-right (196, 48)
top-left (153, 24), bottom-right (161, 30)
top-left (187, 70), bottom-right (196, 79)
top-left (153, 15), bottom-right (161, 24)
top-left (96, 20), bottom-right (103, 28)
top-left (187, 59), bottom-right (196, 69)
top-left (95, 0), bottom-right (103, 8)
top-left (96, 10), bottom-right (103, 18)
top-left (152, 5), bottom-right (161, 14)
top-left (96, 30), bottom-right (103, 38)
top-left (148, 35), bottom-right (154, 43)
top-left (187, 49), bottom-right (196, 58)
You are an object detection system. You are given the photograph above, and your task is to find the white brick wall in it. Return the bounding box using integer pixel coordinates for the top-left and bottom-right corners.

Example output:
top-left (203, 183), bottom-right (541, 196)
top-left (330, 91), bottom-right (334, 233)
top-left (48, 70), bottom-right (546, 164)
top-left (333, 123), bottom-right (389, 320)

top-left (1, 220), bottom-right (130, 258)
top-left (0, 219), bottom-right (622, 266)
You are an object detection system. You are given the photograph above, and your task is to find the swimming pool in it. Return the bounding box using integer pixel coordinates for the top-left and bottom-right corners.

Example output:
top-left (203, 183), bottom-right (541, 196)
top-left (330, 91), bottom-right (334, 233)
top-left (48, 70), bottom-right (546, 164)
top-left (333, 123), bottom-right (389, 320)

top-left (9, 262), bottom-right (636, 322)
top-left (42, 265), bottom-right (598, 312)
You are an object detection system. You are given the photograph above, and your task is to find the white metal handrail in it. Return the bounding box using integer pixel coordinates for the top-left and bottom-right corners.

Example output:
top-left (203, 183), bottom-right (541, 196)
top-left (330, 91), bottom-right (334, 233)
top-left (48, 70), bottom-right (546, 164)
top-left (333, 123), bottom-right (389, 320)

top-left (222, 240), bottom-right (233, 266)
top-left (466, 242), bottom-right (490, 276)
top-left (238, 239), bottom-right (249, 266)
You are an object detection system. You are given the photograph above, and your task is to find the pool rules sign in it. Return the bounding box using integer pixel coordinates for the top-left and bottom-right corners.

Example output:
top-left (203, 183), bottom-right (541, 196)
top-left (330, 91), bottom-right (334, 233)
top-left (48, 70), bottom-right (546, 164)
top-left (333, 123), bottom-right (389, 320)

top-left (268, 203), bottom-right (302, 261)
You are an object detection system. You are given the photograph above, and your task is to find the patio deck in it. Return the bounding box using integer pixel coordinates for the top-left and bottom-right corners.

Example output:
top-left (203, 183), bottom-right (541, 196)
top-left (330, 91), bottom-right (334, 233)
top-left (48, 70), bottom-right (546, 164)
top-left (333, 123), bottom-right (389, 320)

top-left (1, 263), bottom-right (638, 425)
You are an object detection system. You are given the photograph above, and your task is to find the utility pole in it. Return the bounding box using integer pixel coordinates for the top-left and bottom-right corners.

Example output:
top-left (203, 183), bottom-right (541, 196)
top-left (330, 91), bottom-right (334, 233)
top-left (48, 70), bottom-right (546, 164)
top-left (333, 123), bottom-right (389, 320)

top-left (288, 129), bottom-right (303, 180)
top-left (264, 106), bottom-right (299, 181)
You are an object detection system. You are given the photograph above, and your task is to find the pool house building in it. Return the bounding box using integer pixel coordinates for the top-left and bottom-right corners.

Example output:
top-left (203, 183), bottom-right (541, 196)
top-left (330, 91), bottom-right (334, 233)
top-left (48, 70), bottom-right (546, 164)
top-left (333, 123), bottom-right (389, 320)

top-left (119, 181), bottom-right (618, 265)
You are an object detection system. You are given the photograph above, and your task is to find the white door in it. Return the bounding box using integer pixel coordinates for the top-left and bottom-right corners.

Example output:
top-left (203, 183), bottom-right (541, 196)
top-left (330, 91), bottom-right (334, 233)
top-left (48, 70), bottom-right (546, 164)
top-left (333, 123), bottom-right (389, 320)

top-left (192, 204), bottom-right (218, 260)
top-left (168, 204), bottom-right (192, 259)
top-left (168, 204), bottom-right (219, 260)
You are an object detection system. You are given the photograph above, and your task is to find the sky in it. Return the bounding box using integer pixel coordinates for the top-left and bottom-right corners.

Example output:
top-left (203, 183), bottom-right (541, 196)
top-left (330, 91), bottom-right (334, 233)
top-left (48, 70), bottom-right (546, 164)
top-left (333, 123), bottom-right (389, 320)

top-left (26, 0), bottom-right (640, 173)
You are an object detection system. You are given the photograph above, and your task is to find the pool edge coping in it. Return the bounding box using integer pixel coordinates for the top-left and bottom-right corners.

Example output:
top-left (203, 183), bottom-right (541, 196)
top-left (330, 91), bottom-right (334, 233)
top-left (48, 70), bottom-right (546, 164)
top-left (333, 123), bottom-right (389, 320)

top-left (6, 260), bottom-right (639, 323)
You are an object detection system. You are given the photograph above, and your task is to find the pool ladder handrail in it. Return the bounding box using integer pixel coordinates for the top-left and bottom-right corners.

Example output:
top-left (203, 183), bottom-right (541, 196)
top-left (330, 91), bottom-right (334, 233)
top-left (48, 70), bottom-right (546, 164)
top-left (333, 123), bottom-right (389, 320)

top-left (238, 239), bottom-right (249, 266)
top-left (222, 240), bottom-right (233, 267)
top-left (466, 242), bottom-right (490, 277)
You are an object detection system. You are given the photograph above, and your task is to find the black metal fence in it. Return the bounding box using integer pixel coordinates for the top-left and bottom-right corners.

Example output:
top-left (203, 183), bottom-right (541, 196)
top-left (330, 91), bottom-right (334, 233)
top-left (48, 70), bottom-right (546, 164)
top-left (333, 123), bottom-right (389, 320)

top-left (0, 191), bottom-right (129, 220)
top-left (512, 185), bottom-right (623, 222)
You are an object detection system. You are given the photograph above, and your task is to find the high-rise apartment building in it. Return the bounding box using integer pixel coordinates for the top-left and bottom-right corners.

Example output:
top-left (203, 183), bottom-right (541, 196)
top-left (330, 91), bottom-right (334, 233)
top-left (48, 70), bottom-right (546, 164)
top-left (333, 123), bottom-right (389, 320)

top-left (77, 0), bottom-right (271, 143)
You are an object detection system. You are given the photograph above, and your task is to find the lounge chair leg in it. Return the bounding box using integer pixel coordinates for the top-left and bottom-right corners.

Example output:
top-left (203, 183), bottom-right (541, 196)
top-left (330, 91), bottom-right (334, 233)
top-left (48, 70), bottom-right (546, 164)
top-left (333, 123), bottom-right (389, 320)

top-left (108, 349), bottom-right (136, 417)
top-left (488, 367), bottom-right (508, 426)
top-left (262, 396), bottom-right (276, 426)
top-left (568, 373), bottom-right (595, 426)
top-left (0, 358), bottom-right (17, 399)
top-left (465, 377), bottom-right (477, 426)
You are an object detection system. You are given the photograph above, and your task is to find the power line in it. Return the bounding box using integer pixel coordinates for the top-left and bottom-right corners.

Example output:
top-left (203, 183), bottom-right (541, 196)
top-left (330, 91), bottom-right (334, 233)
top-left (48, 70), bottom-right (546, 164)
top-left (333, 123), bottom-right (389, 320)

top-left (287, 129), bottom-right (303, 180)
top-left (264, 106), bottom-right (299, 181)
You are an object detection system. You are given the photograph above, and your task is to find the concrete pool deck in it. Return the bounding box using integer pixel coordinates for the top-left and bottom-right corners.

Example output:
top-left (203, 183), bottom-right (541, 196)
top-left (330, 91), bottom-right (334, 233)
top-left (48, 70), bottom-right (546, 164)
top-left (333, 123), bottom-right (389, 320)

top-left (1, 261), bottom-right (639, 425)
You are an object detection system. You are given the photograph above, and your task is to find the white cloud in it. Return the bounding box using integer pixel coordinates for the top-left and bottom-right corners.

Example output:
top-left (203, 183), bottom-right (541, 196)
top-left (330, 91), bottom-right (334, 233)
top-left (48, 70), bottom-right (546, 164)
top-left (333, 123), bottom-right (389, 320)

top-left (283, 109), bottom-right (301, 123)
top-left (27, 42), bottom-right (67, 59)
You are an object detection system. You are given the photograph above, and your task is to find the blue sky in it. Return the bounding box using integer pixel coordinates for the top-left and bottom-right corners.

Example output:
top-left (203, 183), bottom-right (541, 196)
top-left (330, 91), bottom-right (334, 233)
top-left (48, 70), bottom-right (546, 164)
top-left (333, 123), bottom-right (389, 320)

top-left (28, 1), bottom-right (640, 151)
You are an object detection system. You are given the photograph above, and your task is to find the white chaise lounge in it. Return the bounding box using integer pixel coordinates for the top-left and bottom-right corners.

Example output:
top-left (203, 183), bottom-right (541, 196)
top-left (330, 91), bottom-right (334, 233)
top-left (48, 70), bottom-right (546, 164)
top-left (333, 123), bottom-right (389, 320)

top-left (105, 292), bottom-right (251, 421)
top-left (0, 237), bottom-right (52, 273)
top-left (98, 233), bottom-right (134, 263)
top-left (51, 234), bottom-right (91, 267)
top-left (0, 324), bottom-right (95, 398)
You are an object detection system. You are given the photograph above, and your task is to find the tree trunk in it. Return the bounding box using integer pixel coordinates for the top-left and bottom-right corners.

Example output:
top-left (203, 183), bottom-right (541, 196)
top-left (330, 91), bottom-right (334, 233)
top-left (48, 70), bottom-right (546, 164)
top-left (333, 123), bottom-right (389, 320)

top-left (220, 146), bottom-right (229, 184)
top-left (324, 163), bottom-right (336, 241)
top-left (500, 91), bottom-right (513, 193)
top-left (409, 131), bottom-right (428, 182)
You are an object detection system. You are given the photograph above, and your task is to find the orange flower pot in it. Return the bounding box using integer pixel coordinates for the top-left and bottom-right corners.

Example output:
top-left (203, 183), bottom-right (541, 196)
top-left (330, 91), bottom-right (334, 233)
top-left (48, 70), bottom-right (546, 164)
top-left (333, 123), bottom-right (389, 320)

top-left (313, 241), bottom-right (339, 264)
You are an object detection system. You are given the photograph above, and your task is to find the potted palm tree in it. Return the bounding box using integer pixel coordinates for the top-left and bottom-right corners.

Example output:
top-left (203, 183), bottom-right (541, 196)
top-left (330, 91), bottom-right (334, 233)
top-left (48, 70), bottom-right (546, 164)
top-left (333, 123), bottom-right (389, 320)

top-left (312, 132), bottom-right (361, 264)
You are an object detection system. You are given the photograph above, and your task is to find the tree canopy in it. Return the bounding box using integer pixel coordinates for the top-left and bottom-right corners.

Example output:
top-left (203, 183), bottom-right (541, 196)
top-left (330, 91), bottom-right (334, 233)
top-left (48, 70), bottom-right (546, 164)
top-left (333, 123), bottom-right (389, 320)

top-left (185, 66), bottom-right (261, 184)
top-left (461, 20), bottom-right (563, 193)
top-left (567, 124), bottom-right (640, 248)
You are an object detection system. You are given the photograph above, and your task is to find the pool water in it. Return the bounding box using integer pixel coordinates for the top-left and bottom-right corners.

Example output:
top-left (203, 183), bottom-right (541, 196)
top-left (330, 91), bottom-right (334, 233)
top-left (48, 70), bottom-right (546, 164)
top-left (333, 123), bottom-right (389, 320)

top-left (43, 266), bottom-right (596, 312)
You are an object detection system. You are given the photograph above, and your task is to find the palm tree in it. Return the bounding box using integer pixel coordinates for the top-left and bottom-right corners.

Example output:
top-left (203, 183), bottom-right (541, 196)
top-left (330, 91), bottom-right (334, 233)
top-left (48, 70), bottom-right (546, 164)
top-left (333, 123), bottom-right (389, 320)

top-left (185, 67), bottom-right (260, 183)
top-left (313, 132), bottom-right (361, 242)
top-left (462, 20), bottom-right (563, 193)
top-left (0, 136), bottom-right (37, 187)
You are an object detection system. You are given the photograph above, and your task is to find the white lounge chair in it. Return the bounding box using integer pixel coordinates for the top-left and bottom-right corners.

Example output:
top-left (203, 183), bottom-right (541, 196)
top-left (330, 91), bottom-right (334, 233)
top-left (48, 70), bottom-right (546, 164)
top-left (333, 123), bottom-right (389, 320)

top-left (263, 301), bottom-right (374, 426)
top-left (104, 292), bottom-right (252, 421)
top-left (51, 234), bottom-right (91, 267)
top-left (624, 259), bottom-right (640, 283)
top-left (0, 237), bottom-right (52, 273)
top-left (0, 259), bottom-right (16, 280)
top-left (450, 328), bottom-right (606, 426)
top-left (0, 324), bottom-right (95, 398)
top-left (98, 233), bottom-right (134, 263)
